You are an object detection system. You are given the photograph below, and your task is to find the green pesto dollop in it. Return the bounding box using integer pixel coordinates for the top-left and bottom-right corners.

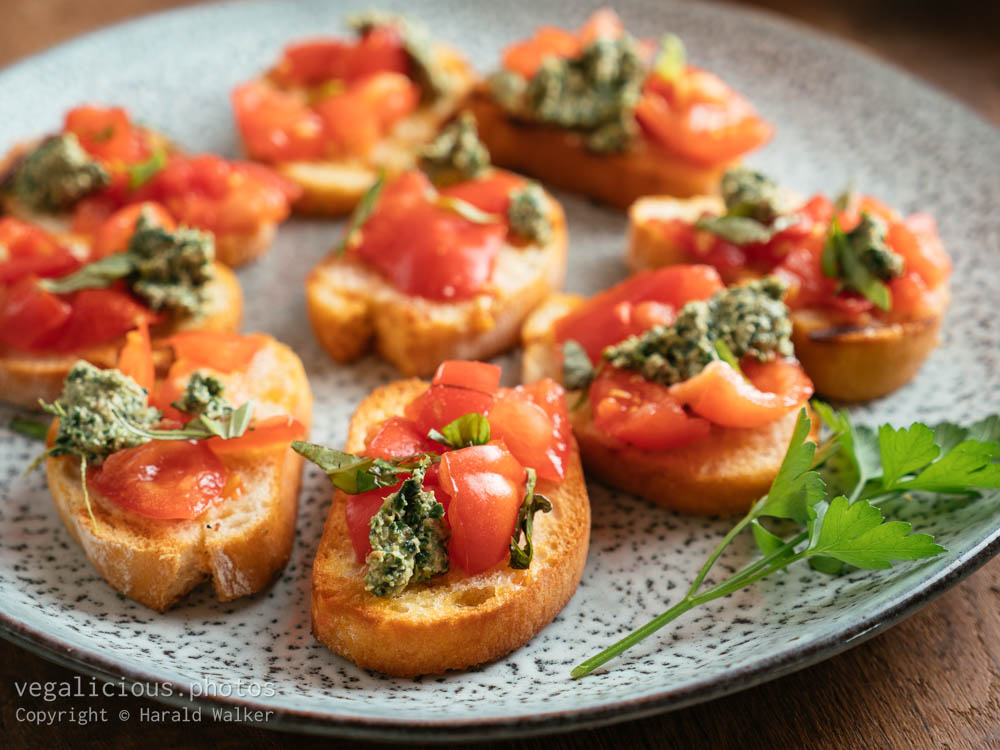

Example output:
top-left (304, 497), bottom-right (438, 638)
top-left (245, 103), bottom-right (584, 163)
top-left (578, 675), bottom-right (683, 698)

top-left (419, 112), bottom-right (491, 186)
top-left (846, 212), bottom-right (903, 281)
top-left (11, 133), bottom-right (110, 212)
top-left (365, 462), bottom-right (449, 598)
top-left (604, 277), bottom-right (794, 386)
top-left (171, 372), bottom-right (233, 420)
top-left (489, 35), bottom-right (645, 153)
top-left (349, 11), bottom-right (452, 100)
top-left (508, 181), bottom-right (552, 244)
top-left (42, 361), bottom-right (160, 464)
top-left (127, 210), bottom-right (215, 314)
top-left (720, 167), bottom-right (793, 224)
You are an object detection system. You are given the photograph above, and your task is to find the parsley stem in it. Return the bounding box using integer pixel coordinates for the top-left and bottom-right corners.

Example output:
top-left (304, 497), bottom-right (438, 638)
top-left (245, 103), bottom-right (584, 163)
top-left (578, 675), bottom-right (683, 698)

top-left (686, 509), bottom-right (756, 596)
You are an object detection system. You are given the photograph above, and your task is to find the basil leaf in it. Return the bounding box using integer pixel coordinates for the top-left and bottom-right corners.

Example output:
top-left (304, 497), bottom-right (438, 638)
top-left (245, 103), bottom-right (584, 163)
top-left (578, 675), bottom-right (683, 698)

top-left (427, 413), bottom-right (490, 449)
top-left (127, 146), bottom-right (167, 190)
top-left (509, 468), bottom-right (552, 570)
top-left (562, 339), bottom-right (596, 391)
top-left (695, 214), bottom-right (773, 245)
top-left (9, 417), bottom-right (47, 441)
top-left (39, 252), bottom-right (136, 294)
top-left (822, 217), bottom-right (891, 311)
top-left (292, 440), bottom-right (436, 494)
top-left (336, 172), bottom-right (385, 255)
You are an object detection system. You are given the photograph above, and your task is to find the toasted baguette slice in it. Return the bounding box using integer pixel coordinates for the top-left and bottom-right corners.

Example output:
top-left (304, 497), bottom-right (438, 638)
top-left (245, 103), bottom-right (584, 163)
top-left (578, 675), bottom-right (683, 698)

top-left (522, 294), bottom-right (816, 515)
top-left (311, 379), bottom-right (590, 676)
top-left (305, 183), bottom-right (567, 376)
top-left (0, 262), bottom-right (243, 410)
top-left (627, 194), bottom-right (951, 402)
top-left (265, 47), bottom-right (477, 216)
top-left (464, 85), bottom-right (728, 209)
top-left (45, 335), bottom-right (313, 612)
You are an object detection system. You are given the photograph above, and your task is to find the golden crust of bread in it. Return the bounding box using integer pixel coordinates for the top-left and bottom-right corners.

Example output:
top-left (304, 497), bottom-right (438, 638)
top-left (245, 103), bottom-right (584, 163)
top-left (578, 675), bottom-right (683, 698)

top-left (305, 180), bottom-right (567, 376)
top-left (0, 262), bottom-right (243, 409)
top-left (260, 45), bottom-right (478, 216)
top-left (464, 86), bottom-right (728, 209)
top-left (626, 194), bottom-right (951, 402)
top-left (44, 335), bottom-right (313, 612)
top-left (311, 379), bottom-right (591, 677)
top-left (521, 293), bottom-right (817, 515)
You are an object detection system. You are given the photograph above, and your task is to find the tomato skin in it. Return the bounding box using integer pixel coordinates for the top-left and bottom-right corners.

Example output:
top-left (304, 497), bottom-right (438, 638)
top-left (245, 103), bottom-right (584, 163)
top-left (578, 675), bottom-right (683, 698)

top-left (0, 217), bottom-right (81, 284)
top-left (887, 214), bottom-right (951, 288)
top-left (116, 320), bottom-right (154, 393)
top-left (274, 26), bottom-right (410, 87)
top-left (89, 440), bottom-right (228, 520)
top-left (64, 105), bottom-right (150, 165)
top-left (432, 360), bottom-right (502, 393)
top-left (166, 331), bottom-right (266, 372)
top-left (439, 171), bottom-right (525, 217)
top-left (206, 416), bottom-right (306, 455)
top-left (489, 378), bottom-right (571, 481)
top-left (0, 278), bottom-right (73, 350)
top-left (555, 265), bottom-right (724, 362)
top-left (47, 287), bottom-right (156, 352)
top-left (345, 486), bottom-right (396, 562)
top-left (668, 358), bottom-right (813, 429)
top-left (232, 81), bottom-right (326, 162)
top-left (440, 444), bottom-right (526, 574)
top-left (406, 384), bottom-right (495, 438)
top-left (91, 201), bottom-right (175, 259)
top-left (501, 10), bottom-right (623, 78)
top-left (590, 368), bottom-right (712, 450)
top-left (365, 416), bottom-right (440, 459)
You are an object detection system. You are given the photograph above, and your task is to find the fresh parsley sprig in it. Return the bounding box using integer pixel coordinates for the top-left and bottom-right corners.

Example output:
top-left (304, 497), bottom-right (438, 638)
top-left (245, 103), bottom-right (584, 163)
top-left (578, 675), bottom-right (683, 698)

top-left (570, 405), bottom-right (999, 678)
top-left (9, 417), bottom-right (48, 441)
top-left (114, 401), bottom-right (254, 442)
top-left (292, 440), bottom-right (438, 494)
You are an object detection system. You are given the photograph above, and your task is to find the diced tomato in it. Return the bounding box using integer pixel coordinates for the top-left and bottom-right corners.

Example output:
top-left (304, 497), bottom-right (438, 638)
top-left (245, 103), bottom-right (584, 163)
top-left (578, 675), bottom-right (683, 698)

top-left (314, 72), bottom-right (419, 158)
top-left (440, 443), bottom-right (526, 574)
top-left (888, 214), bottom-right (951, 288)
top-left (71, 194), bottom-right (121, 237)
top-left (501, 10), bottom-right (623, 79)
top-left (166, 331), bottom-right (266, 373)
top-left (636, 68), bottom-right (772, 166)
top-left (232, 81), bottom-right (326, 162)
top-left (91, 201), bottom-right (175, 259)
top-left (0, 217), bottom-right (80, 284)
top-left (0, 277), bottom-right (72, 350)
top-left (48, 286), bottom-right (157, 352)
top-left (836, 194), bottom-right (899, 231)
top-left (365, 416), bottom-right (441, 459)
top-left (439, 171), bottom-right (525, 216)
top-left (64, 105), bottom-right (150, 165)
top-left (206, 416), bottom-right (306, 454)
top-left (345, 485), bottom-right (396, 562)
top-left (554, 265), bottom-right (724, 361)
top-left (589, 368), bottom-right (711, 450)
top-left (273, 26), bottom-right (410, 87)
top-left (886, 271), bottom-right (933, 321)
top-left (355, 171), bottom-right (506, 300)
top-left (89, 439), bottom-right (228, 520)
top-left (668, 358), bottom-right (813, 429)
top-left (116, 320), bottom-right (154, 393)
top-left (489, 378), bottom-right (570, 481)
top-left (406, 384), bottom-right (495, 437)
top-left (432, 360), bottom-right (502, 393)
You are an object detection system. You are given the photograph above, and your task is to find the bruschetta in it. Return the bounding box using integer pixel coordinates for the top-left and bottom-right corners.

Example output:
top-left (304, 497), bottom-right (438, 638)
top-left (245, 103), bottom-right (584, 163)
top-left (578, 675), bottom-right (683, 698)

top-left (305, 113), bottom-right (567, 376)
top-left (0, 104), bottom-right (299, 267)
top-left (464, 8), bottom-right (772, 209)
top-left (297, 360), bottom-right (589, 676)
top-left (43, 329), bottom-right (312, 612)
top-left (231, 11), bottom-right (477, 215)
top-left (626, 168), bottom-right (952, 401)
top-left (0, 202), bottom-right (243, 409)
top-left (522, 266), bottom-right (816, 515)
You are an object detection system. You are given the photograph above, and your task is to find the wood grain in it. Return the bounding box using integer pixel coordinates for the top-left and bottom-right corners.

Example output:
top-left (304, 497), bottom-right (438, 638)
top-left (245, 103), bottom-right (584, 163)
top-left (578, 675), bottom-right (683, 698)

top-left (1, 1), bottom-right (998, 748)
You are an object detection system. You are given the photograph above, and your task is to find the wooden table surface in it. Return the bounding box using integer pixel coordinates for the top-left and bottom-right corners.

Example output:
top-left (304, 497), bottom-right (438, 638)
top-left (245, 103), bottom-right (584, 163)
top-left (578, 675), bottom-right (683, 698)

top-left (1, 2), bottom-right (998, 748)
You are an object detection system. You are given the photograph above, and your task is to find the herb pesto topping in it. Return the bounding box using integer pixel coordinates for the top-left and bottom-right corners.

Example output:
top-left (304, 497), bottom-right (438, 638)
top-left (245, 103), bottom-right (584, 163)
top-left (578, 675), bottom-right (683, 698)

top-left (490, 34), bottom-right (645, 153)
top-left (720, 167), bottom-right (793, 224)
top-left (11, 134), bottom-right (110, 212)
top-left (603, 277), bottom-right (793, 386)
top-left (508, 181), bottom-right (552, 243)
top-left (419, 112), bottom-right (491, 186)
top-left (365, 461), bottom-right (449, 597)
top-left (821, 211), bottom-right (903, 311)
top-left (171, 372), bottom-right (233, 420)
top-left (126, 211), bottom-right (215, 313)
top-left (845, 212), bottom-right (903, 281)
top-left (42, 361), bottom-right (161, 464)
top-left (349, 11), bottom-right (452, 100)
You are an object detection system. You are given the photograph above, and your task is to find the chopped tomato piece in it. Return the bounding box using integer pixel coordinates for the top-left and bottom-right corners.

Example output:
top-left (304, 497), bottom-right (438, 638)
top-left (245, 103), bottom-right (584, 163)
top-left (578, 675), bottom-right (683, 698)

top-left (439, 171), bottom-right (525, 216)
top-left (0, 277), bottom-right (72, 350)
top-left (406, 384), bottom-right (495, 438)
top-left (206, 416), bottom-right (306, 454)
top-left (0, 217), bottom-right (80, 284)
top-left (886, 271), bottom-right (933, 321)
top-left (365, 416), bottom-right (440, 459)
top-left (89, 440), bottom-right (228, 520)
top-left (274, 26), bottom-right (410, 87)
top-left (888, 214), bottom-right (951, 288)
top-left (166, 331), bottom-right (266, 373)
top-left (116, 320), bottom-right (154, 393)
top-left (590, 368), bottom-right (711, 450)
top-left (555, 265), bottom-right (724, 361)
top-left (502, 26), bottom-right (580, 78)
top-left (71, 194), bottom-right (121, 237)
top-left (489, 378), bottom-right (571, 481)
top-left (668, 358), bottom-right (813, 429)
top-left (91, 201), bottom-right (175, 259)
top-left (345, 485), bottom-right (396, 562)
top-left (440, 444), bottom-right (526, 574)
top-left (49, 287), bottom-right (156, 352)
top-left (232, 81), bottom-right (325, 162)
top-left (432, 360), bottom-right (502, 393)
top-left (64, 105), bottom-right (150, 165)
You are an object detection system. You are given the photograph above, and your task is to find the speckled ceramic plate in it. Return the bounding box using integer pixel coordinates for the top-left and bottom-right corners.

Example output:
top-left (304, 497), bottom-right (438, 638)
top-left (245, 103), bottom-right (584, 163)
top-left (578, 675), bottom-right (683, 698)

top-left (1, 0), bottom-right (998, 741)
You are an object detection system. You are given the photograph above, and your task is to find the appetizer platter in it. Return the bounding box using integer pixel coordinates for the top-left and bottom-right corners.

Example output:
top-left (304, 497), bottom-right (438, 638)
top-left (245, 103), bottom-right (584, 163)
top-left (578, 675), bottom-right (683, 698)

top-left (1, 0), bottom-right (999, 741)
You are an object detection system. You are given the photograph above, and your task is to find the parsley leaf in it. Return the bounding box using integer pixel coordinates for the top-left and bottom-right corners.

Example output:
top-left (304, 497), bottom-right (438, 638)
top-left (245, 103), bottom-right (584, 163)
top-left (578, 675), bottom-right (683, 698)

top-left (878, 423), bottom-right (940, 487)
top-left (427, 413), bottom-right (491, 449)
top-left (755, 409), bottom-right (825, 523)
top-left (895, 440), bottom-right (1000, 493)
top-left (509, 468), bottom-right (552, 570)
top-left (806, 495), bottom-right (944, 569)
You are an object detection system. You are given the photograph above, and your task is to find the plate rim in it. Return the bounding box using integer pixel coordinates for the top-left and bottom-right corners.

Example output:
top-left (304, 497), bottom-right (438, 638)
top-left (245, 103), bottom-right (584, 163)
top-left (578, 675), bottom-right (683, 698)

top-left (1, 0), bottom-right (999, 741)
